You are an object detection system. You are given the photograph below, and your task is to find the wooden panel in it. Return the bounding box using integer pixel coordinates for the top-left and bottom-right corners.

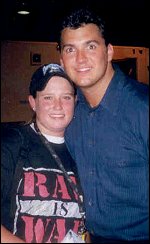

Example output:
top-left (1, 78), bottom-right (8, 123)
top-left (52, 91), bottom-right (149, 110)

top-left (1, 41), bottom-right (60, 122)
top-left (113, 46), bottom-right (149, 84)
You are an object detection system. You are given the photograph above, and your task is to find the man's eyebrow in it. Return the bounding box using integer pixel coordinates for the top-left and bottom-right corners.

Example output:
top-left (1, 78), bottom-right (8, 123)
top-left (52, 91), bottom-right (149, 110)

top-left (86, 40), bottom-right (100, 45)
top-left (61, 43), bottom-right (74, 49)
top-left (62, 40), bottom-right (100, 48)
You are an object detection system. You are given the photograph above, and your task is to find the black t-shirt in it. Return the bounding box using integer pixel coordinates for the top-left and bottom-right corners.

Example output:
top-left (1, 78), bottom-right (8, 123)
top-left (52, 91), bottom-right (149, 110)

top-left (1, 124), bottom-right (84, 243)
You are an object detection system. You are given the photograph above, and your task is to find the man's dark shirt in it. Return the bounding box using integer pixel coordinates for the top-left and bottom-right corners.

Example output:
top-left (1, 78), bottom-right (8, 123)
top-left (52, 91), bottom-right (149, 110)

top-left (65, 67), bottom-right (149, 241)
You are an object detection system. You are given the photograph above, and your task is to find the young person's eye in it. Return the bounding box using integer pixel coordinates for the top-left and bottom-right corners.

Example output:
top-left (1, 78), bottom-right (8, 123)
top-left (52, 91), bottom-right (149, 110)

top-left (44, 96), bottom-right (53, 100)
top-left (63, 95), bottom-right (72, 100)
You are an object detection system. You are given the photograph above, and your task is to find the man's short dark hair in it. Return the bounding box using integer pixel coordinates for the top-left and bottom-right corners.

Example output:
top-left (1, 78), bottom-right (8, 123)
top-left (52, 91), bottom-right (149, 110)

top-left (57, 8), bottom-right (110, 51)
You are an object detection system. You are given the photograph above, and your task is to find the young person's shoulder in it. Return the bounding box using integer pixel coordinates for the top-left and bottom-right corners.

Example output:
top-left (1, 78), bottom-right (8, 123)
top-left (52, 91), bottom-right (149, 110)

top-left (1, 123), bottom-right (32, 148)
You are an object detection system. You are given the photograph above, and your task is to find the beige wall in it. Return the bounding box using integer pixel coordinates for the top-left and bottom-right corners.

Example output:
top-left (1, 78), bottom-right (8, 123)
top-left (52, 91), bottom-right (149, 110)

top-left (1, 41), bottom-right (60, 122)
top-left (1, 41), bottom-right (149, 122)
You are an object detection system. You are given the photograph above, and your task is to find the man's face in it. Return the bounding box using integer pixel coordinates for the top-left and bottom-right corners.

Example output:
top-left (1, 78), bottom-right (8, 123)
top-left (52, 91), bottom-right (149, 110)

top-left (60, 23), bottom-right (114, 90)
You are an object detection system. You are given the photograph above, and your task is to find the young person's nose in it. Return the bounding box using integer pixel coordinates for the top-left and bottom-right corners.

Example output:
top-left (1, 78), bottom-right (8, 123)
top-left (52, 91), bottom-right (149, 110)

top-left (53, 98), bottom-right (62, 110)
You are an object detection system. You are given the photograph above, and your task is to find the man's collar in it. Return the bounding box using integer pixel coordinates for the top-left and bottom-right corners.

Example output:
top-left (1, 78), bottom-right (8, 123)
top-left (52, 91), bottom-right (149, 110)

top-left (76, 67), bottom-right (127, 116)
top-left (100, 68), bottom-right (126, 115)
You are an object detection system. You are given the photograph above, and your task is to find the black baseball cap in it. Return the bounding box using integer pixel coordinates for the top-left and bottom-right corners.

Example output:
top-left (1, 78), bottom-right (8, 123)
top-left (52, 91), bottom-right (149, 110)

top-left (29, 63), bottom-right (76, 98)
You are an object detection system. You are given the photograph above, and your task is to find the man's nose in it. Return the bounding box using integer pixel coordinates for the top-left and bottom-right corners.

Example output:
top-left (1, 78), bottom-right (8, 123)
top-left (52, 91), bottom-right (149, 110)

top-left (76, 50), bottom-right (87, 63)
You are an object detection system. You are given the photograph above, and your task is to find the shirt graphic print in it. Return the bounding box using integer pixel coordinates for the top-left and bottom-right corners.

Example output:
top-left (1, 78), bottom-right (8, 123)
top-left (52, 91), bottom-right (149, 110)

top-left (13, 167), bottom-right (82, 243)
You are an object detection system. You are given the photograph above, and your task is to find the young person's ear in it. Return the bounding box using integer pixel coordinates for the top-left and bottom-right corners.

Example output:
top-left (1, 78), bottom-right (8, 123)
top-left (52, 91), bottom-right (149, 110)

top-left (75, 95), bottom-right (77, 103)
top-left (28, 95), bottom-right (36, 111)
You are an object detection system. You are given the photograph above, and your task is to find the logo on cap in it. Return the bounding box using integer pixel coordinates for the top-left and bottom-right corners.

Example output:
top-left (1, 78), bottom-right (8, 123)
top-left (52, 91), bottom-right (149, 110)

top-left (43, 64), bottom-right (64, 76)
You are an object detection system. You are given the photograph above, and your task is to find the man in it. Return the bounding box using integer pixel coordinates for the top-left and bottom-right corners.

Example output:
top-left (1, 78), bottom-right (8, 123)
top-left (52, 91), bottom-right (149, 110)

top-left (57, 8), bottom-right (149, 244)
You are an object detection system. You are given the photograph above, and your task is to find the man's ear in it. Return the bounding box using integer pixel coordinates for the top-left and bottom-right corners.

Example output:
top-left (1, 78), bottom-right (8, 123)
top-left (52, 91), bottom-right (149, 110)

top-left (28, 95), bottom-right (36, 111)
top-left (107, 44), bottom-right (114, 62)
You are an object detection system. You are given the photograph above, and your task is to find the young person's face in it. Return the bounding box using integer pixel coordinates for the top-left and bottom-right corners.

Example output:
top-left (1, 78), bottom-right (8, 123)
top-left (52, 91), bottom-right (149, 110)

top-left (29, 76), bottom-right (75, 136)
top-left (60, 23), bottom-right (114, 90)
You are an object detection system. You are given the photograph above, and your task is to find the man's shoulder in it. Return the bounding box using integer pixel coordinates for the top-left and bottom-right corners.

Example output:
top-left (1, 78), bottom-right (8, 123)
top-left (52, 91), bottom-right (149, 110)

top-left (115, 66), bottom-right (149, 100)
top-left (124, 77), bottom-right (149, 105)
top-left (120, 77), bottom-right (149, 124)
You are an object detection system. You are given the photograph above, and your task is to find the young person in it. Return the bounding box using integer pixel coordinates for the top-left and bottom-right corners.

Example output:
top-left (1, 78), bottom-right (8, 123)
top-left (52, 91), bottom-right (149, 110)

top-left (1, 63), bottom-right (87, 243)
top-left (57, 8), bottom-right (149, 243)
